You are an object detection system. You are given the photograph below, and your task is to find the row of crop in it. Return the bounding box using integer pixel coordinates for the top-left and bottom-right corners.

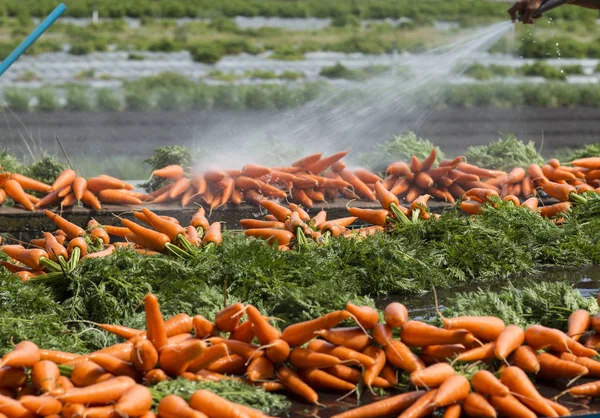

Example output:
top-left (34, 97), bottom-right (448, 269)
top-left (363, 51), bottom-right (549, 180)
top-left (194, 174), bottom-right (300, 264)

top-left (4, 79), bottom-right (600, 113)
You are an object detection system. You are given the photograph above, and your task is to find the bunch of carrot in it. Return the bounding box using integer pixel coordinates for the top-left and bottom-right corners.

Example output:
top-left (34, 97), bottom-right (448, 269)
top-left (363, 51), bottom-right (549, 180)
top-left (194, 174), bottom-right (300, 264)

top-left (4, 293), bottom-right (600, 417)
top-left (0, 168), bottom-right (151, 211)
top-left (240, 199), bottom-right (384, 250)
top-left (145, 151), bottom-right (389, 210)
top-left (112, 207), bottom-right (222, 258)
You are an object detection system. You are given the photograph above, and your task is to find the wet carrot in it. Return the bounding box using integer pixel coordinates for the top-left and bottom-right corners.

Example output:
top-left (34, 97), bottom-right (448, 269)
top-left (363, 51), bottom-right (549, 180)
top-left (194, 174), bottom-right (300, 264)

top-left (307, 339), bottom-right (374, 367)
top-left (520, 197), bottom-right (539, 211)
top-left (98, 189), bottom-right (143, 205)
top-left (500, 366), bottom-right (558, 417)
top-left (58, 376), bottom-right (136, 405)
top-left (306, 151), bottom-right (348, 175)
top-left (244, 229), bottom-right (294, 246)
top-left (4, 179), bottom-right (34, 211)
top-left (347, 207), bottom-right (389, 226)
top-left (537, 352), bottom-right (588, 380)
top-left (313, 327), bottom-right (370, 352)
top-left (385, 340), bottom-right (425, 373)
top-left (20, 395), bottom-right (62, 416)
top-left (276, 365), bottom-right (318, 404)
top-left (281, 310), bottom-right (350, 347)
top-left (266, 339), bottom-right (290, 364)
top-left (453, 342), bottom-right (496, 363)
top-left (158, 394), bottom-right (208, 418)
top-left (0, 340), bottom-right (39, 369)
top-left (432, 374), bottom-right (470, 407)
top-left (340, 170), bottom-right (376, 201)
top-left (568, 310), bottom-right (591, 342)
top-left (298, 368), bottom-right (355, 392)
top-left (494, 325), bottom-right (525, 362)
top-left (463, 392), bottom-right (497, 418)
top-left (409, 363), bottom-right (455, 388)
top-left (472, 370), bottom-right (509, 397)
top-left (0, 393), bottom-right (36, 418)
top-left (400, 321), bottom-right (472, 347)
top-left (513, 345), bottom-right (540, 374)
top-left (144, 293), bottom-right (168, 352)
top-left (51, 169), bottom-right (76, 192)
top-left (152, 165), bottom-right (184, 180)
top-left (384, 302), bottom-right (409, 328)
top-left (397, 389), bottom-right (436, 418)
top-left (442, 316), bottom-right (505, 342)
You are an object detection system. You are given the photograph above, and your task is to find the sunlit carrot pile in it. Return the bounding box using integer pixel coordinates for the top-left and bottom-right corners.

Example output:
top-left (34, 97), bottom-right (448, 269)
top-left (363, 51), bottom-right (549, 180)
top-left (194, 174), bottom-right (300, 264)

top-left (1, 151), bottom-right (598, 213)
top-left (1, 292), bottom-right (600, 417)
top-left (0, 207), bottom-right (221, 281)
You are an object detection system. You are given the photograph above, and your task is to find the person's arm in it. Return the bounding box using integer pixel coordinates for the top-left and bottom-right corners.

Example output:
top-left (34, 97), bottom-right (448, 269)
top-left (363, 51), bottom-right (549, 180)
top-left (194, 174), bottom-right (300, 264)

top-left (509, 0), bottom-right (600, 24)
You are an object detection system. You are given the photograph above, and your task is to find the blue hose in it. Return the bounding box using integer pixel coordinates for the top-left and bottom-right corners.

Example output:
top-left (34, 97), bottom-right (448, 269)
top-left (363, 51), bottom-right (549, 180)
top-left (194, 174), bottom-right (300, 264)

top-left (0, 3), bottom-right (67, 77)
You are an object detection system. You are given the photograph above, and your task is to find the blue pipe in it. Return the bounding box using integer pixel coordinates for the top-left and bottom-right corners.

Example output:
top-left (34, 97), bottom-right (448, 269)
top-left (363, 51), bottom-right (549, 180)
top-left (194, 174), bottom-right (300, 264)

top-left (0, 3), bottom-right (67, 77)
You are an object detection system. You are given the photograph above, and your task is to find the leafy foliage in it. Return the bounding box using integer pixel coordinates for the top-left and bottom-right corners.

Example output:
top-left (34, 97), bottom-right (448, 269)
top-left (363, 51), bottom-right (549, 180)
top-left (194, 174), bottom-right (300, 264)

top-left (564, 144), bottom-right (600, 162)
top-left (445, 281), bottom-right (598, 329)
top-left (0, 148), bottom-right (25, 173)
top-left (359, 132), bottom-right (444, 173)
top-left (464, 134), bottom-right (545, 171)
top-left (24, 156), bottom-right (67, 184)
top-left (142, 145), bottom-right (193, 191)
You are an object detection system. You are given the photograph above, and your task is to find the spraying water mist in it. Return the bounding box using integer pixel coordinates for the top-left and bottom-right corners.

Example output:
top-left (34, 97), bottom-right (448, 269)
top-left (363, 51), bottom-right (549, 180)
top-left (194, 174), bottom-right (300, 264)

top-left (194, 21), bottom-right (514, 170)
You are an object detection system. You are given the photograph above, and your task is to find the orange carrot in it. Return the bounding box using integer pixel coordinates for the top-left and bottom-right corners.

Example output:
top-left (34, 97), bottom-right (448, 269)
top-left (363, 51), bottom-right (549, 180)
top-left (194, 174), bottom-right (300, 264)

top-left (192, 315), bottom-right (216, 339)
top-left (87, 353), bottom-right (139, 379)
top-left (542, 181), bottom-right (576, 202)
top-left (387, 161), bottom-right (410, 176)
top-left (153, 165), bottom-right (184, 180)
top-left (371, 324), bottom-right (393, 347)
top-left (130, 339), bottom-right (158, 372)
top-left (122, 219), bottom-right (170, 251)
top-left (537, 352), bottom-right (588, 379)
top-left (457, 163), bottom-right (498, 179)
top-left (569, 157), bottom-right (600, 169)
top-left (331, 391), bottom-right (426, 418)
top-left (289, 347), bottom-right (342, 369)
top-left (347, 207), bottom-right (389, 226)
top-left (306, 151), bottom-right (348, 175)
top-left (244, 228), bottom-right (294, 246)
top-left (4, 179), bottom-right (34, 211)
top-left (314, 327), bottom-right (370, 352)
top-left (11, 173), bottom-right (52, 193)
top-left (31, 360), bottom-right (60, 393)
top-left (459, 200), bottom-right (482, 215)
top-left (500, 366), bottom-right (558, 417)
top-left (98, 189), bottom-right (143, 205)
top-left (51, 169), bottom-right (76, 192)
top-left (160, 339), bottom-right (205, 376)
top-left (521, 197), bottom-right (539, 211)
top-left (307, 339), bottom-right (374, 367)
top-left (297, 368), bottom-right (355, 392)
top-left (385, 339), bottom-right (425, 373)
top-left (158, 394), bottom-right (208, 418)
top-left (489, 394), bottom-right (535, 418)
top-left (540, 202), bottom-right (572, 218)
top-left (0, 341), bottom-right (39, 369)
top-left (472, 370), bottom-right (509, 397)
top-left (44, 232), bottom-right (68, 261)
top-left (431, 374), bottom-right (470, 407)
top-left (494, 325), bottom-right (525, 362)
top-left (409, 363), bottom-right (455, 388)
top-left (513, 345), bottom-right (540, 374)
top-left (384, 302), bottom-right (409, 328)
top-left (463, 392), bottom-right (497, 418)
top-left (397, 389), bottom-right (437, 418)
top-left (453, 342), bottom-right (496, 363)
top-left (442, 316), bottom-right (505, 342)
top-left (276, 365), bottom-right (319, 404)
top-left (340, 170), bottom-right (376, 201)
top-left (20, 395), bottom-right (62, 416)
top-left (266, 339), bottom-right (290, 364)
top-left (79, 189), bottom-right (101, 210)
top-left (141, 208), bottom-right (186, 243)
top-left (0, 393), bottom-right (36, 418)
top-left (345, 301), bottom-right (378, 330)
top-left (568, 310), bottom-right (591, 342)
top-left (58, 376), bottom-right (136, 405)
top-left (281, 310), bottom-right (350, 347)
top-left (144, 293), bottom-right (168, 352)
top-left (400, 321), bottom-right (472, 347)
top-left (246, 357), bottom-right (274, 382)
top-left (560, 353), bottom-right (600, 378)
top-left (214, 303), bottom-right (245, 333)
top-left (258, 200), bottom-right (292, 222)
top-left (246, 305), bottom-right (280, 345)
top-left (239, 219), bottom-right (286, 229)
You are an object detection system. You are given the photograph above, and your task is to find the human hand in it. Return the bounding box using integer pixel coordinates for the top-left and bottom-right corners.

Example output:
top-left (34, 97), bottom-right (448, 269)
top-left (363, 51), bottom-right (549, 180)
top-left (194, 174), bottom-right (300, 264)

top-left (508, 0), bottom-right (544, 24)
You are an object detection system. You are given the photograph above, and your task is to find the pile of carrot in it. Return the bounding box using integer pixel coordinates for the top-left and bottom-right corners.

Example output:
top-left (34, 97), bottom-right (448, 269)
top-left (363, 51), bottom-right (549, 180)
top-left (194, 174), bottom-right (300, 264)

top-left (3, 292), bottom-right (600, 417)
top-left (0, 168), bottom-right (152, 212)
top-left (0, 207), bottom-right (221, 281)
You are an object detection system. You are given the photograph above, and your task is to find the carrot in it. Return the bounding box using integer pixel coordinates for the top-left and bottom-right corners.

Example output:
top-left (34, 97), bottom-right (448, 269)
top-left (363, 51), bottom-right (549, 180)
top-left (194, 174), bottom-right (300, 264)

top-left (40, 349), bottom-right (80, 364)
top-left (58, 376), bottom-right (136, 405)
top-left (340, 170), bottom-right (376, 201)
top-left (266, 339), bottom-right (290, 364)
top-left (386, 161), bottom-right (410, 176)
top-left (443, 404), bottom-right (462, 418)
top-left (0, 393), bottom-right (36, 418)
top-left (69, 360), bottom-right (109, 387)
top-left (542, 180), bottom-right (576, 202)
top-left (77, 189), bottom-right (101, 210)
top-left (246, 305), bottom-right (280, 345)
top-left (306, 151), bottom-right (348, 175)
top-left (546, 399), bottom-right (570, 417)
top-left (413, 172), bottom-right (433, 189)
top-left (384, 302), bottom-right (409, 328)
top-left (166, 177), bottom-right (190, 199)
top-left (158, 394), bottom-right (208, 418)
top-left (540, 201), bottom-right (572, 217)
top-left (331, 391), bottom-right (425, 418)
top-left (276, 365), bottom-right (319, 404)
top-left (401, 321), bottom-right (472, 347)
top-left (239, 220), bottom-right (286, 230)
top-left (397, 389), bottom-right (436, 418)
top-left (10, 173), bottom-right (51, 193)
top-left (0, 341), bottom-right (39, 368)
top-left (87, 353), bottom-right (139, 379)
top-left (345, 301), bottom-right (378, 330)
top-left (281, 310), bottom-right (350, 347)
top-left (537, 352), bottom-right (588, 379)
top-left (500, 366), bottom-right (558, 417)
top-left (505, 167), bottom-right (526, 184)
top-left (307, 339), bottom-right (374, 367)
top-left (31, 360), bottom-right (60, 394)
top-left (472, 370), bottom-right (509, 397)
top-left (304, 188), bottom-right (325, 202)
top-left (296, 368), bottom-right (354, 392)
top-left (409, 363), bottom-right (455, 388)
top-left (560, 353), bottom-right (600, 378)
top-left (51, 169), bottom-right (76, 192)
top-left (453, 342), bottom-right (496, 363)
top-left (145, 369), bottom-right (168, 385)
top-left (565, 380), bottom-right (600, 397)
top-left (60, 192), bottom-right (76, 208)
top-left (313, 327), bottom-right (370, 352)
top-left (569, 157), bottom-right (600, 169)
top-left (371, 323), bottom-right (393, 347)
top-left (240, 164), bottom-right (270, 178)
top-left (144, 293), bottom-right (168, 352)
top-left (114, 383), bottom-right (153, 417)
top-left (131, 339), bottom-right (158, 372)
top-left (68, 177), bottom-right (86, 201)
top-left (0, 189), bottom-right (5, 205)
top-left (289, 347), bottom-right (342, 369)
top-left (431, 374), bottom-right (470, 407)
top-left (512, 345), bottom-right (540, 374)
top-left (4, 180), bottom-right (34, 211)
top-left (457, 163), bottom-right (498, 179)
top-left (360, 345), bottom-right (385, 390)
top-left (490, 394), bottom-right (536, 418)
top-left (19, 395), bottom-right (62, 416)
top-left (44, 232), bottom-right (68, 262)
top-left (347, 207), bottom-right (389, 226)
top-left (97, 189), bottom-right (143, 205)
top-left (153, 165), bottom-right (184, 180)
top-left (385, 339), bottom-right (425, 373)
top-left (389, 177), bottom-right (410, 196)
top-left (43, 210), bottom-right (83, 239)
top-left (192, 315), bottom-right (216, 339)
top-left (122, 219), bottom-right (170, 251)
top-left (258, 200), bottom-right (292, 222)
top-left (244, 357), bottom-right (274, 382)
top-left (244, 228), bottom-right (294, 246)
top-left (520, 197), bottom-right (539, 211)
top-left (87, 177), bottom-right (128, 194)
top-left (463, 392), bottom-right (497, 418)
top-left (291, 153), bottom-right (322, 168)
top-left (141, 208), bottom-right (186, 243)
top-left (215, 303), bottom-right (245, 332)
top-left (568, 310), bottom-right (591, 342)
top-left (494, 324), bottom-right (525, 362)
top-left (229, 320), bottom-right (254, 343)
top-left (99, 323), bottom-right (138, 341)
top-left (442, 316), bottom-right (505, 342)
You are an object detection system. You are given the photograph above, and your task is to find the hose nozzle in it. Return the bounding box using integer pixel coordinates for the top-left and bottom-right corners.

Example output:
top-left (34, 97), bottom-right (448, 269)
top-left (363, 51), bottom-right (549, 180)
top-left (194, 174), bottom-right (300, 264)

top-left (517, 0), bottom-right (569, 21)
